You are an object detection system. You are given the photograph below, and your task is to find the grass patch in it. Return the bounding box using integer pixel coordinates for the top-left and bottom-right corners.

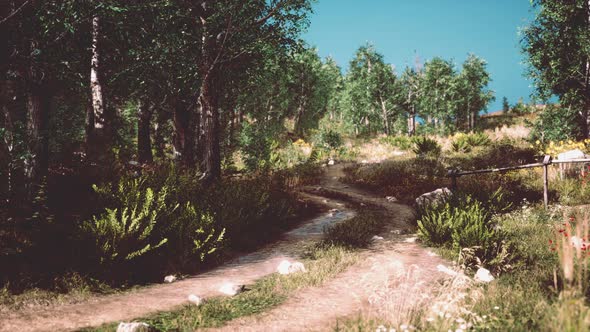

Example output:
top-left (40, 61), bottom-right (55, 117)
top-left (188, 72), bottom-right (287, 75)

top-left (322, 210), bottom-right (384, 248)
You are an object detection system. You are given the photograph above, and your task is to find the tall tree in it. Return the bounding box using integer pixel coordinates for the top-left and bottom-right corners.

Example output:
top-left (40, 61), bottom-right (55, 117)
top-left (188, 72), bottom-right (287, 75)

top-left (420, 57), bottom-right (456, 132)
top-left (191, 0), bottom-right (312, 183)
top-left (455, 54), bottom-right (494, 130)
top-left (523, 0), bottom-right (590, 138)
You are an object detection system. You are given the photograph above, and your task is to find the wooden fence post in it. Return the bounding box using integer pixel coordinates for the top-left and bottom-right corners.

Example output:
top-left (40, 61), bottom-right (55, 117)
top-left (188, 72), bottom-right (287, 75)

top-left (448, 169), bottom-right (458, 191)
top-left (543, 155), bottom-right (552, 209)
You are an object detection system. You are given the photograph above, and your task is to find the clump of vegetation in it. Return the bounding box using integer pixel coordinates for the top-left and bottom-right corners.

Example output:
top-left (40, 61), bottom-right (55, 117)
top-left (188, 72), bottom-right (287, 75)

top-left (417, 194), bottom-right (501, 261)
top-left (451, 132), bottom-right (491, 153)
top-left (322, 210), bottom-right (383, 248)
top-left (412, 136), bottom-right (442, 158)
top-left (379, 135), bottom-right (414, 151)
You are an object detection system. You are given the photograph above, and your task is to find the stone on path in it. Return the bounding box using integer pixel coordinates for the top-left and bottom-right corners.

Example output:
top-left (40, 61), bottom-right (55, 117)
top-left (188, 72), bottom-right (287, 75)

top-left (187, 294), bottom-right (203, 306)
top-left (163, 275), bottom-right (177, 283)
top-left (371, 235), bottom-right (384, 241)
top-left (385, 196), bottom-right (398, 202)
top-left (219, 283), bottom-right (246, 296)
top-left (277, 260), bottom-right (307, 275)
top-left (328, 159), bottom-right (335, 165)
top-left (474, 268), bottom-right (495, 283)
top-left (116, 322), bottom-right (153, 332)
top-left (557, 149), bottom-right (587, 160)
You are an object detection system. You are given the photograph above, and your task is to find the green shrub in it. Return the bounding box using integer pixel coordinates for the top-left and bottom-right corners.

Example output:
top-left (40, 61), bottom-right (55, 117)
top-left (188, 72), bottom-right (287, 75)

top-left (450, 197), bottom-right (496, 250)
top-left (412, 136), bottom-right (441, 158)
top-left (417, 195), bottom-right (499, 257)
top-left (451, 132), bottom-right (491, 153)
top-left (322, 211), bottom-right (382, 248)
top-left (417, 202), bottom-right (453, 245)
top-left (165, 203), bottom-right (225, 271)
top-left (380, 135), bottom-right (413, 151)
top-left (317, 129), bottom-right (343, 151)
top-left (82, 179), bottom-right (175, 265)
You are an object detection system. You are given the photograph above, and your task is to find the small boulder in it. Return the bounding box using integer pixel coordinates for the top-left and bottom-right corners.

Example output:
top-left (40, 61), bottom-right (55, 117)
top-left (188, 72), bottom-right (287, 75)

top-left (288, 262), bottom-right (307, 274)
top-left (163, 275), bottom-right (177, 283)
top-left (474, 267), bottom-right (494, 283)
top-left (416, 188), bottom-right (452, 208)
top-left (557, 149), bottom-right (587, 160)
top-left (116, 322), bottom-right (152, 332)
top-left (371, 235), bottom-right (384, 241)
top-left (328, 159), bottom-right (335, 165)
top-left (219, 283), bottom-right (245, 296)
top-left (385, 196), bottom-right (398, 202)
top-left (187, 294), bottom-right (203, 306)
top-left (277, 260), bottom-right (306, 275)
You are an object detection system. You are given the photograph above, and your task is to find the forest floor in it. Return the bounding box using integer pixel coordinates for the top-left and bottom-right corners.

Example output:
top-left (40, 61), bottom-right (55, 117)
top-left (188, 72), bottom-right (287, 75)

top-left (0, 164), bottom-right (462, 332)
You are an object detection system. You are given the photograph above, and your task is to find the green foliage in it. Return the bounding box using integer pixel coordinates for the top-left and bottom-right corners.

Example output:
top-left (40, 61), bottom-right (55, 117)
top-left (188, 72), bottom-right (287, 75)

top-left (451, 132), bottom-right (491, 153)
top-left (238, 123), bottom-right (278, 171)
top-left (379, 135), bottom-right (413, 150)
top-left (322, 211), bottom-right (383, 248)
top-left (522, 0), bottom-right (590, 138)
top-left (82, 179), bottom-right (175, 265)
top-left (417, 195), bottom-right (500, 261)
top-left (416, 203), bottom-right (453, 245)
top-left (412, 136), bottom-right (441, 158)
top-left (528, 105), bottom-right (584, 142)
top-left (317, 129), bottom-right (343, 151)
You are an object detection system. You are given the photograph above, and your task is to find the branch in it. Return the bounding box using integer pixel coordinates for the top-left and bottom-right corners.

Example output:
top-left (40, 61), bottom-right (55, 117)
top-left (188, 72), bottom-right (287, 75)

top-left (255, 0), bottom-right (286, 26)
top-left (0, 0), bottom-right (31, 26)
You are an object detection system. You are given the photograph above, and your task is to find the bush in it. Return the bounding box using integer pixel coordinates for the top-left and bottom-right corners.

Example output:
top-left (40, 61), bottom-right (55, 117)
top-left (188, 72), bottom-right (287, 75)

top-left (379, 135), bottom-right (413, 151)
top-left (417, 195), bottom-right (499, 259)
top-left (82, 179), bottom-right (175, 266)
top-left (412, 136), bottom-right (441, 158)
top-left (317, 129), bottom-right (343, 151)
top-left (451, 132), bottom-right (491, 153)
top-left (322, 211), bottom-right (382, 248)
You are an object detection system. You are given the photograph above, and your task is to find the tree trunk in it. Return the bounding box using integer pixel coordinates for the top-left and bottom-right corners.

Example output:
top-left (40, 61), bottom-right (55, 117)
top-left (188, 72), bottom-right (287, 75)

top-left (197, 4), bottom-right (222, 182)
top-left (470, 110), bottom-right (477, 130)
top-left (379, 96), bottom-right (390, 135)
top-left (153, 108), bottom-right (166, 160)
top-left (408, 106), bottom-right (416, 136)
top-left (172, 99), bottom-right (194, 166)
top-left (88, 11), bottom-right (112, 163)
top-left (24, 83), bottom-right (50, 189)
top-left (137, 101), bottom-right (153, 164)
top-left (0, 81), bottom-right (15, 202)
top-left (198, 72), bottom-right (220, 181)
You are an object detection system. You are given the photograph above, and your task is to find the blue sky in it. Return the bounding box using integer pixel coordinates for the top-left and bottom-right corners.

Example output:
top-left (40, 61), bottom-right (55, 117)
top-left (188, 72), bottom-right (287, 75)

top-left (303, 0), bottom-right (536, 112)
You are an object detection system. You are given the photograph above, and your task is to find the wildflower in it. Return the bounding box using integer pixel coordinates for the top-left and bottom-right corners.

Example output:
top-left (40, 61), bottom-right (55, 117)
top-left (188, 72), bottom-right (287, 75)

top-left (494, 306), bottom-right (500, 310)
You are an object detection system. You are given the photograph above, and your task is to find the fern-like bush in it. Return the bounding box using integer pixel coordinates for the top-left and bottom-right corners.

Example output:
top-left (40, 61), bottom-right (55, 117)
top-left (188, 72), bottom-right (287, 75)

top-left (417, 202), bottom-right (454, 245)
top-left (417, 195), bottom-right (499, 254)
top-left (412, 136), bottom-right (441, 158)
top-left (82, 179), bottom-right (176, 265)
top-left (451, 132), bottom-right (491, 153)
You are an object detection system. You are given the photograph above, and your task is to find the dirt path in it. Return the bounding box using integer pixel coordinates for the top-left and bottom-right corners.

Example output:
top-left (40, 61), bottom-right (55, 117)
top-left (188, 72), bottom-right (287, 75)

top-left (212, 165), bottom-right (455, 331)
top-left (0, 164), bottom-right (455, 332)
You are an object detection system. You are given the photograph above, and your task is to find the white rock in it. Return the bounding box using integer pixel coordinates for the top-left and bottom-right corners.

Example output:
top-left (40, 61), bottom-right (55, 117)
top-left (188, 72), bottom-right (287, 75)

top-left (571, 236), bottom-right (585, 249)
top-left (416, 188), bottom-right (452, 207)
top-left (277, 260), bottom-right (306, 274)
top-left (385, 196), bottom-right (398, 202)
top-left (328, 159), bottom-right (335, 165)
top-left (391, 229), bottom-right (402, 235)
top-left (361, 160), bottom-right (368, 164)
top-left (557, 149), bottom-right (587, 160)
top-left (187, 294), bottom-right (203, 306)
top-left (164, 275), bottom-right (177, 283)
top-left (437, 264), bottom-right (458, 277)
top-left (372, 235), bottom-right (384, 241)
top-left (277, 260), bottom-right (292, 274)
top-left (474, 267), bottom-right (494, 283)
top-left (288, 262), bottom-right (307, 274)
top-left (219, 283), bottom-right (245, 296)
top-left (116, 322), bottom-right (152, 332)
